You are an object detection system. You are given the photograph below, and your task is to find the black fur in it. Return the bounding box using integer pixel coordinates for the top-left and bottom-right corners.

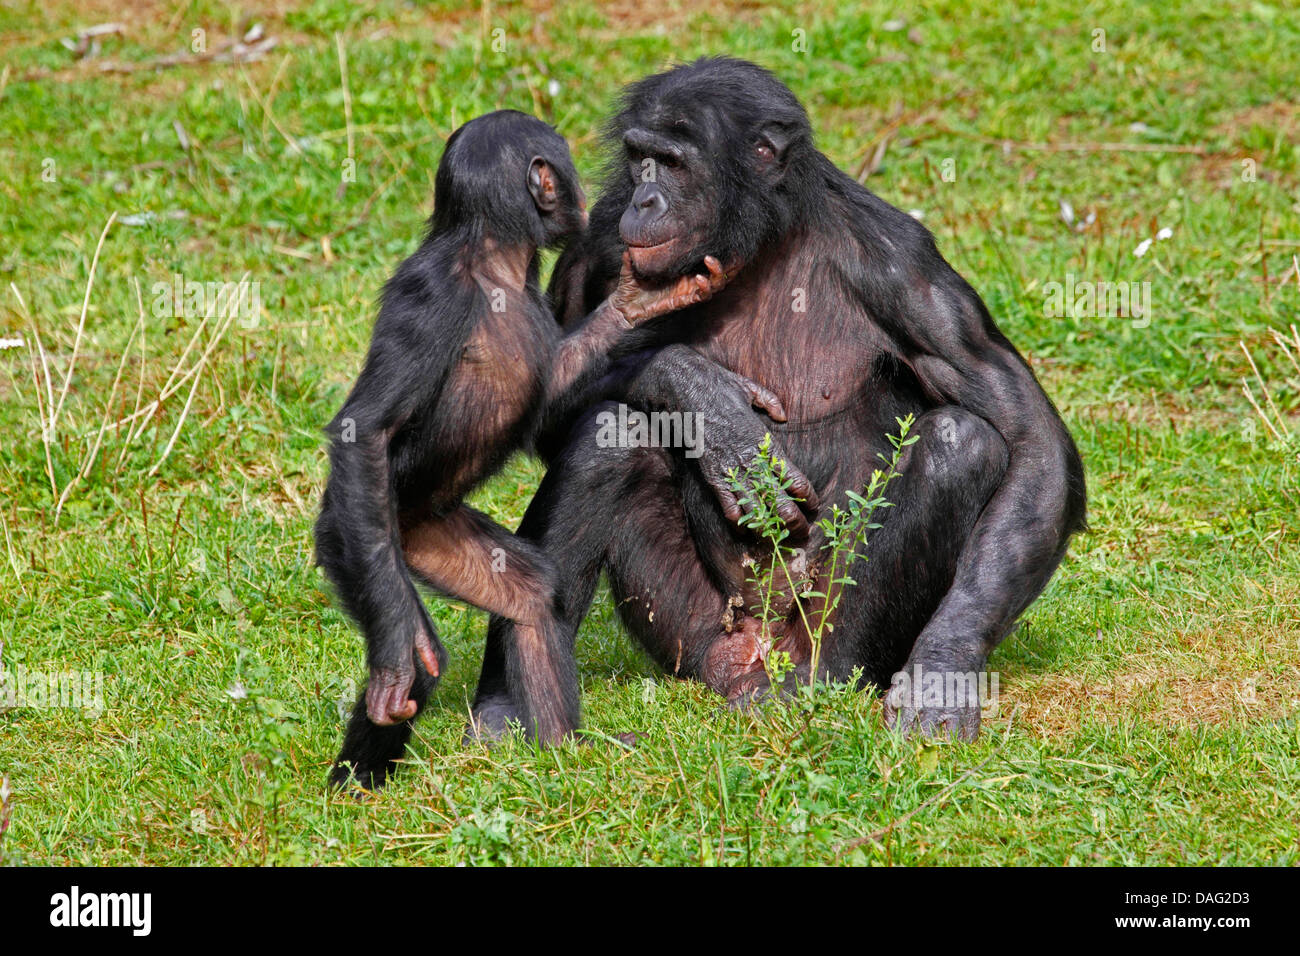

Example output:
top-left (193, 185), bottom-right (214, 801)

top-left (473, 58), bottom-right (1086, 741)
top-left (316, 110), bottom-right (592, 790)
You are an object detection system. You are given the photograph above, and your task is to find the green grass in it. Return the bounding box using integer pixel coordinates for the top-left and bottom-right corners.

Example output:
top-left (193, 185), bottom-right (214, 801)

top-left (1, 0), bottom-right (1298, 866)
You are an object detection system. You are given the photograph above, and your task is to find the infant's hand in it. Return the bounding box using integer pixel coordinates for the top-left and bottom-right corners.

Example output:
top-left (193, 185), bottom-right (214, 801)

top-left (609, 252), bottom-right (736, 325)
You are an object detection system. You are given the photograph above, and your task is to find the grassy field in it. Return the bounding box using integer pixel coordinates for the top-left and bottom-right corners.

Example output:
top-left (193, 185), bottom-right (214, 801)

top-left (1, 0), bottom-right (1297, 866)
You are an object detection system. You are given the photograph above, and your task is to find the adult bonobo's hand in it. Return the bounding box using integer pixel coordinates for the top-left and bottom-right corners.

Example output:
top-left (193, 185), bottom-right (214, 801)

top-left (609, 252), bottom-right (737, 325)
top-left (882, 607), bottom-right (991, 741)
top-left (698, 397), bottom-right (819, 537)
top-left (625, 345), bottom-right (818, 536)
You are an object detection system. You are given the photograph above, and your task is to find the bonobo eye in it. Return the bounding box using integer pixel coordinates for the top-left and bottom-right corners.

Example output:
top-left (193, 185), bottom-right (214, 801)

top-left (755, 142), bottom-right (775, 162)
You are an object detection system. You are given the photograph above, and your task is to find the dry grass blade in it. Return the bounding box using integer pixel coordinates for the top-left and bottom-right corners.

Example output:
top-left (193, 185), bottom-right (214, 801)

top-left (116, 307), bottom-right (148, 472)
top-left (104, 272), bottom-right (249, 466)
top-left (13, 283), bottom-right (58, 499)
top-left (1, 512), bottom-right (25, 596)
top-left (241, 60), bottom-right (307, 159)
top-left (52, 211), bottom-right (117, 435)
top-left (1270, 324), bottom-right (1300, 377)
top-left (1239, 334), bottom-right (1295, 444)
top-left (52, 290), bottom-right (144, 520)
top-left (336, 33), bottom-right (354, 163)
top-left (145, 277), bottom-right (246, 477)
top-left (114, 298), bottom-right (214, 440)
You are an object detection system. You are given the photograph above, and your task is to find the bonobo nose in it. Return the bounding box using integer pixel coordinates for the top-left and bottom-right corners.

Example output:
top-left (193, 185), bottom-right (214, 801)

top-left (628, 185), bottom-right (666, 218)
top-left (621, 184), bottom-right (668, 243)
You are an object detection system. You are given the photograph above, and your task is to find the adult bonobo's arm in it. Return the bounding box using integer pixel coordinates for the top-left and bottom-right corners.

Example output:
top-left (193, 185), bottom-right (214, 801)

top-left (847, 230), bottom-right (1087, 734)
top-left (547, 241), bottom-right (810, 530)
top-left (619, 345), bottom-right (818, 535)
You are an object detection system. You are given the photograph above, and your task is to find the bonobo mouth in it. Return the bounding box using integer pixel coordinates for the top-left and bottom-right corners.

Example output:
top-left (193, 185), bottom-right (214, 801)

top-left (624, 237), bottom-right (684, 277)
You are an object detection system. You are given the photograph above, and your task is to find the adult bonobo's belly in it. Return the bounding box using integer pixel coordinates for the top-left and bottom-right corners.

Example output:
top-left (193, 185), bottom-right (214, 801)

top-left (683, 336), bottom-right (933, 602)
top-left (778, 353), bottom-right (933, 502)
top-left (698, 310), bottom-right (934, 509)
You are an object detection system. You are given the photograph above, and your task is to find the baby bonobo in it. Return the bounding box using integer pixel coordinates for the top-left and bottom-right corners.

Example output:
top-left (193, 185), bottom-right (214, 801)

top-left (316, 110), bottom-right (734, 789)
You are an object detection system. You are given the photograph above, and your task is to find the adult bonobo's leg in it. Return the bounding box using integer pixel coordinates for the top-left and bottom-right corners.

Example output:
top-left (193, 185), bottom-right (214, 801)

top-left (748, 408), bottom-right (1010, 738)
top-left (468, 404), bottom-right (652, 740)
top-left (469, 416), bottom-right (789, 734)
top-left (824, 409), bottom-right (1009, 684)
top-left (469, 396), bottom-right (1011, 745)
top-left (644, 401), bottom-right (1011, 722)
top-left (601, 344), bottom-right (1035, 739)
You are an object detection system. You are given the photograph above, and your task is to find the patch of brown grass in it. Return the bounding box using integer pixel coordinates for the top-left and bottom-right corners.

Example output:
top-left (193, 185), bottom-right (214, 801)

top-left (1002, 621), bottom-right (1300, 737)
top-left (588, 0), bottom-right (765, 34)
top-left (1214, 101), bottom-right (1300, 143)
top-left (1186, 100), bottom-right (1300, 189)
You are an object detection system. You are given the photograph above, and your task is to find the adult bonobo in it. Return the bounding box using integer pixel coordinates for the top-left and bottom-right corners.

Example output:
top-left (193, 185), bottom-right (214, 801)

top-left (470, 57), bottom-right (1086, 740)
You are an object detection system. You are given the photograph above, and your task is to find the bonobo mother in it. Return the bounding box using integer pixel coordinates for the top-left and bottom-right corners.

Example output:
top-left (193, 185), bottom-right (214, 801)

top-left (463, 57), bottom-right (1086, 741)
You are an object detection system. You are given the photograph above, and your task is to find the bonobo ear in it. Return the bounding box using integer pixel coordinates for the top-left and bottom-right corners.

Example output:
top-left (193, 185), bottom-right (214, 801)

top-left (527, 156), bottom-right (560, 213)
top-left (754, 122), bottom-right (794, 172)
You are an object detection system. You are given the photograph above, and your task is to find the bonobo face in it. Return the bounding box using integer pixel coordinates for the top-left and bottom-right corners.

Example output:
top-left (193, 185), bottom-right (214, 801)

top-left (618, 109), bottom-right (801, 282)
top-left (610, 58), bottom-right (813, 283)
top-left (618, 118), bottom-right (720, 280)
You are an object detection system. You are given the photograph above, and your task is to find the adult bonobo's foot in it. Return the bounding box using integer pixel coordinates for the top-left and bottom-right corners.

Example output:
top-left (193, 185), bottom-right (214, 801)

top-left (882, 654), bottom-right (987, 740)
top-left (463, 695), bottom-right (581, 745)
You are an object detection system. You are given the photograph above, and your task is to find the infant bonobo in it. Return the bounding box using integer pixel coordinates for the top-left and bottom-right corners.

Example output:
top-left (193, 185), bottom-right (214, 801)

top-left (316, 110), bottom-right (733, 789)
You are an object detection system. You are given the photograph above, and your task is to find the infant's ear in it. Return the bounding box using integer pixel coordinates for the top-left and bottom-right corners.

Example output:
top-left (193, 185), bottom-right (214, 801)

top-left (528, 156), bottom-right (559, 212)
